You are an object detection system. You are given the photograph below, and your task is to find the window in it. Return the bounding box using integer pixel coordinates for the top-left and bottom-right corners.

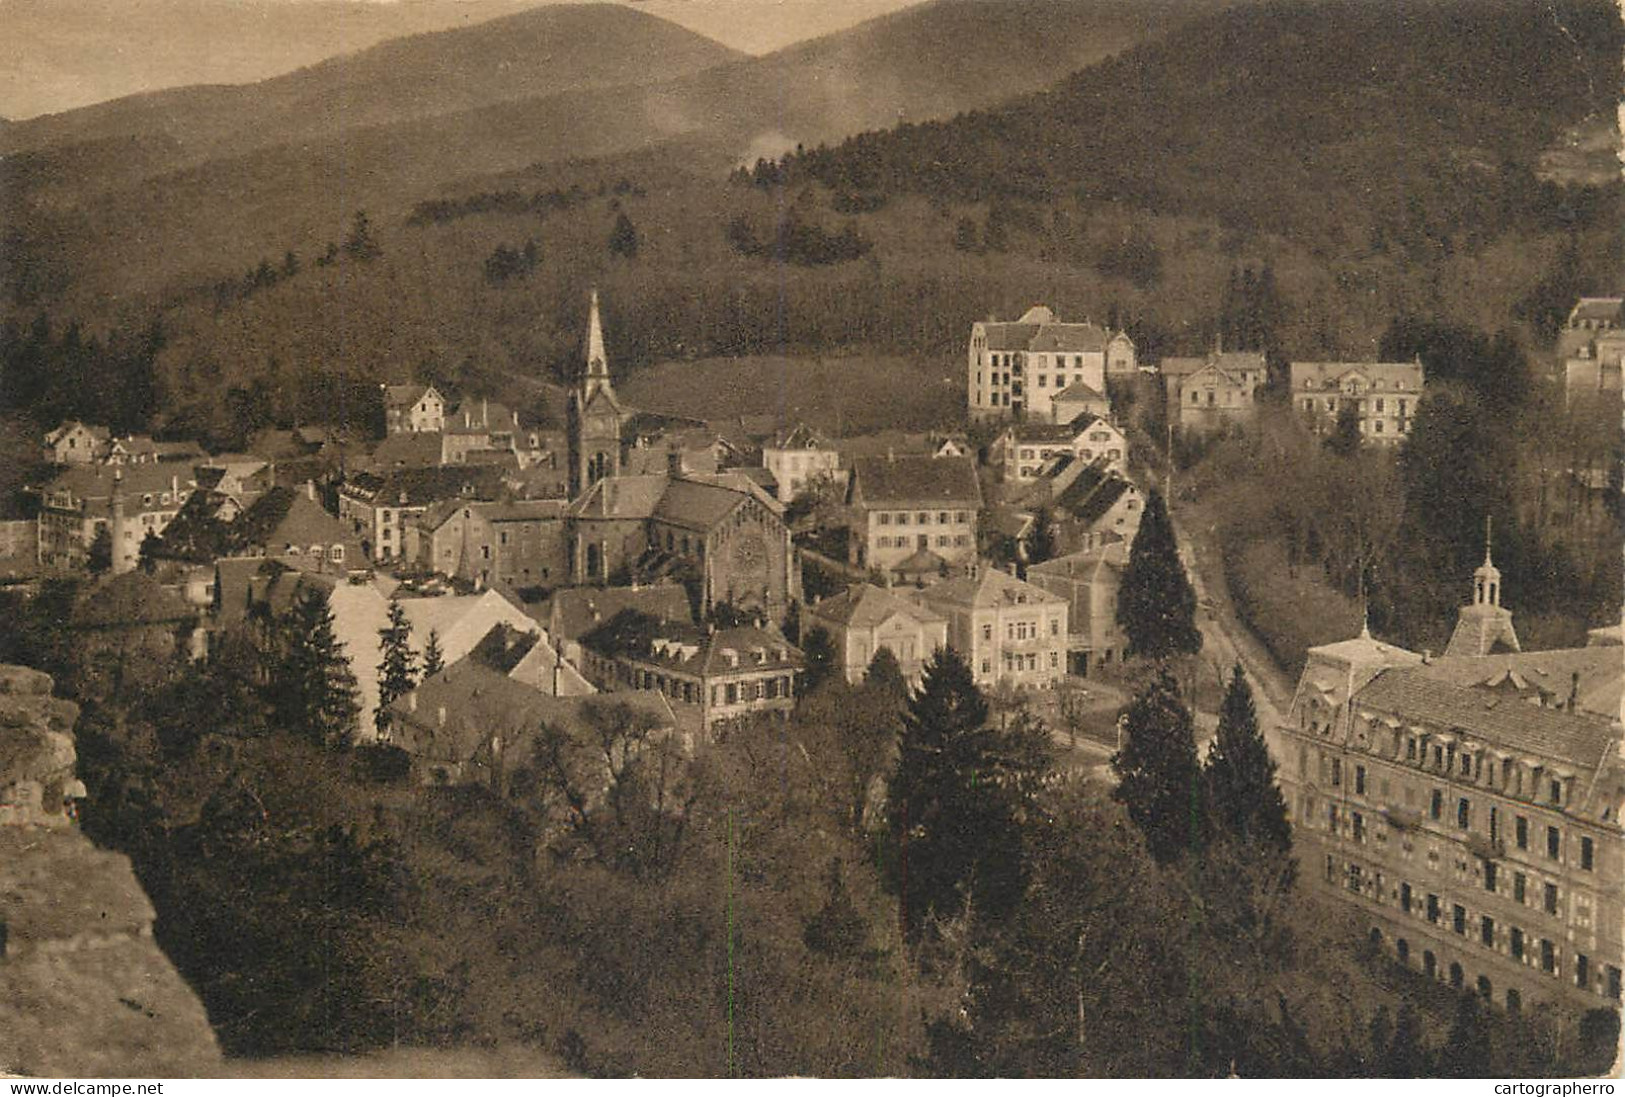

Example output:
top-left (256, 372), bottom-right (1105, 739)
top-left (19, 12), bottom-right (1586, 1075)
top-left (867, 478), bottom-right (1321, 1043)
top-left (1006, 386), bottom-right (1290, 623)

top-left (1481, 915), bottom-right (1494, 946)
top-left (1581, 836), bottom-right (1593, 871)
top-left (1484, 862), bottom-right (1497, 892)
top-left (1547, 826), bottom-right (1560, 859)
top-left (1609, 966), bottom-right (1622, 1001)
top-left (981, 659), bottom-right (991, 675)
top-left (331, 546), bottom-right (344, 562)
top-left (1401, 883), bottom-right (1412, 912)
top-left (878, 512), bottom-right (891, 525)
top-left (1541, 939), bottom-right (1556, 974)
top-left (1331, 758), bottom-right (1342, 787)
top-left (1514, 872), bottom-right (1526, 904)
top-left (1457, 798), bottom-right (1470, 829)
top-left (1050, 618), bottom-right (1060, 636)
top-left (1576, 953), bottom-right (1589, 989)
top-left (1426, 894), bottom-right (1439, 923)
top-left (938, 512), bottom-right (949, 524)
top-left (1352, 812), bottom-right (1365, 842)
top-left (1453, 904), bottom-right (1466, 935)
top-left (1550, 779), bottom-right (1562, 805)
top-left (1543, 883), bottom-right (1558, 915)
top-left (1511, 928), bottom-right (1524, 960)
top-left (1516, 816), bottom-right (1528, 849)
top-left (725, 684), bottom-right (738, 704)
top-left (1430, 789), bottom-right (1442, 820)
top-left (1355, 765), bottom-right (1366, 795)
top-left (917, 512), bottom-right (930, 525)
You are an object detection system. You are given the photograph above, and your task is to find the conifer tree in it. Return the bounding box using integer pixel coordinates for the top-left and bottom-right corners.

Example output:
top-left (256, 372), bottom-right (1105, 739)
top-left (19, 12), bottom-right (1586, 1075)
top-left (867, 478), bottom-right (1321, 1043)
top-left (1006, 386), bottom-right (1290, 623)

top-left (864, 645), bottom-right (909, 704)
top-left (1027, 506), bottom-right (1058, 565)
top-left (1112, 666), bottom-right (1206, 863)
top-left (608, 211), bottom-right (640, 259)
top-left (1205, 664), bottom-right (1291, 852)
top-left (138, 529), bottom-right (163, 574)
top-left (421, 629), bottom-right (445, 678)
top-left (1115, 487), bottom-right (1202, 661)
top-left (275, 585), bottom-right (360, 749)
top-left (800, 625), bottom-right (836, 693)
top-left (87, 525), bottom-right (113, 575)
top-left (888, 647), bottom-right (1050, 938)
top-left (375, 598), bottom-right (417, 736)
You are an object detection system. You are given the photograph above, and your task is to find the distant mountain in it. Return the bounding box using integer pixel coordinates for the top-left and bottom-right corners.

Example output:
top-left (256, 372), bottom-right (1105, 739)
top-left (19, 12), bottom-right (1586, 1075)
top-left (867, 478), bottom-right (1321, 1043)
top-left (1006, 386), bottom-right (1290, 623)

top-left (0, 0), bottom-right (567, 121)
top-left (2, 0), bottom-right (1199, 311)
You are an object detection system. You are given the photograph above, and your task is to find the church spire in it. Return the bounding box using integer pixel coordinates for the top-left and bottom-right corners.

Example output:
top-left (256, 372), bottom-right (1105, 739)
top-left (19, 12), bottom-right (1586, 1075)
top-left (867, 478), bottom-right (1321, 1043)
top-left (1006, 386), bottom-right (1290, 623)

top-left (585, 288), bottom-right (609, 385)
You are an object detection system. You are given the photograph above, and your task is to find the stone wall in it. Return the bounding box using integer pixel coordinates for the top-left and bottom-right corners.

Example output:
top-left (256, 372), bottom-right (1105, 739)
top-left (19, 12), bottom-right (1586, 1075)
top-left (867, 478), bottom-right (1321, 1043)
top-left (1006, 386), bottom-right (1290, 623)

top-left (0, 664), bottom-right (221, 1077)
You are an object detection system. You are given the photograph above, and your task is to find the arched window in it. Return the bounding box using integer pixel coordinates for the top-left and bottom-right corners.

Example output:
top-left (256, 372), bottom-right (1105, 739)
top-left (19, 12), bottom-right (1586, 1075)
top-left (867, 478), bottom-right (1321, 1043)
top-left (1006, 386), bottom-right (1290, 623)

top-left (1449, 962), bottom-right (1463, 989)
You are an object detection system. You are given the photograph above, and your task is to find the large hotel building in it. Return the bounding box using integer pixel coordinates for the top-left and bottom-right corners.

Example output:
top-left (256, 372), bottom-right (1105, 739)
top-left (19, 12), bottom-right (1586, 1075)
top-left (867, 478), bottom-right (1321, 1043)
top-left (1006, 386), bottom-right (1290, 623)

top-left (1275, 547), bottom-right (1624, 1014)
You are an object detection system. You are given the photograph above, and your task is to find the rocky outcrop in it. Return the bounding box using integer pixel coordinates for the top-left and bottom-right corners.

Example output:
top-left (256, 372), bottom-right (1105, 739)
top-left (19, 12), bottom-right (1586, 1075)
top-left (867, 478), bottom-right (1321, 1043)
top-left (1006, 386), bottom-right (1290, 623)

top-left (0, 665), bottom-right (221, 1077)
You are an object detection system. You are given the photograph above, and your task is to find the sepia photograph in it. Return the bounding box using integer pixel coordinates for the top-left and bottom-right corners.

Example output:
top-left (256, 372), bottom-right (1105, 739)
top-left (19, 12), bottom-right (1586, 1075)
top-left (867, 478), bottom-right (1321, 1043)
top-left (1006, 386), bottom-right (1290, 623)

top-left (0, 0), bottom-right (1621, 1082)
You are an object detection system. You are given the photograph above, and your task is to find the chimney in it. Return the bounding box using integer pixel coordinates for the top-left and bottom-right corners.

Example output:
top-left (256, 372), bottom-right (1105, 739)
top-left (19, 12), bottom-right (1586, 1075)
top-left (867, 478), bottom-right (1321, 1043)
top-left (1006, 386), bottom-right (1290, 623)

top-left (1422, 649), bottom-right (1432, 664)
top-left (306, 480), bottom-right (317, 501)
top-left (552, 655), bottom-right (562, 696)
top-left (1567, 671), bottom-right (1579, 713)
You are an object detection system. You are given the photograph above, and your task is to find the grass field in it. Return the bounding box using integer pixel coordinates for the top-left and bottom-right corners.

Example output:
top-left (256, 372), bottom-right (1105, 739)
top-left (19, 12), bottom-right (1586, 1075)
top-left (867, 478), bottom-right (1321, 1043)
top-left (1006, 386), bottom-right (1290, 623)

top-left (618, 353), bottom-right (965, 436)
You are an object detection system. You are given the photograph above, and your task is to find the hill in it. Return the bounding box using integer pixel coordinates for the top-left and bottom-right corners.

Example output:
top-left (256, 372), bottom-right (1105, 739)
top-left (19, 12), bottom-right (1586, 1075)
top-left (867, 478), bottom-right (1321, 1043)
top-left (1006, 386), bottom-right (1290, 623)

top-left (0, 0), bottom-right (565, 122)
top-left (0, 0), bottom-right (1196, 315)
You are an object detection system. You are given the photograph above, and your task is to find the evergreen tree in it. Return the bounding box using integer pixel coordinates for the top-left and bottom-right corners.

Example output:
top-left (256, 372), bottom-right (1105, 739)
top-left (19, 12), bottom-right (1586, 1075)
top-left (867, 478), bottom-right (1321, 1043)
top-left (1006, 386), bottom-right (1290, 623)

top-left (87, 526), bottom-right (113, 575)
top-left (375, 599), bottom-right (417, 737)
top-left (1112, 667), bottom-right (1206, 863)
top-left (1204, 664), bottom-right (1291, 852)
top-left (1386, 1004), bottom-right (1430, 1076)
top-left (864, 645), bottom-right (909, 704)
top-left (1115, 488), bottom-right (1202, 661)
top-left (1027, 507), bottom-right (1058, 565)
top-left (1439, 993), bottom-right (1491, 1078)
top-left (275, 585), bottom-right (360, 749)
top-left (344, 210), bottom-right (382, 261)
top-left (1325, 402), bottom-right (1363, 457)
top-left (887, 647), bottom-right (1051, 938)
top-left (800, 625), bottom-right (836, 693)
top-left (421, 629), bottom-right (445, 678)
top-left (608, 211), bottom-right (641, 259)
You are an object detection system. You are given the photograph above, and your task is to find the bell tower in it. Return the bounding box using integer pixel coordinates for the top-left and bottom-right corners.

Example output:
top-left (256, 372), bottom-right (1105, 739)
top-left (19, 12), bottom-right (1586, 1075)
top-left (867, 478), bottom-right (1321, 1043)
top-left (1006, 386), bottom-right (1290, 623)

top-left (1444, 517), bottom-right (1520, 658)
top-left (568, 289), bottom-right (625, 499)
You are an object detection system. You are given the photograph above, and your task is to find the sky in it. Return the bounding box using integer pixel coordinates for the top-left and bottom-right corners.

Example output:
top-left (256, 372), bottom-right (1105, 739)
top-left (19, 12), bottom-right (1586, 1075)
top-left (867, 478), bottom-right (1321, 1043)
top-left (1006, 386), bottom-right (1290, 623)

top-left (542, 0), bottom-right (920, 54)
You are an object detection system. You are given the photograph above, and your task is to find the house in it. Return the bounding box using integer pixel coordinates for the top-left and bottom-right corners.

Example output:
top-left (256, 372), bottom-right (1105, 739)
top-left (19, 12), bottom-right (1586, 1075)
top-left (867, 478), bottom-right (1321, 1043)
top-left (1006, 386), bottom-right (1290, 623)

top-left (565, 472), bottom-right (797, 622)
top-left (577, 612), bottom-right (802, 733)
top-left (41, 421), bottom-right (109, 466)
top-left (1026, 543), bottom-right (1129, 675)
top-left (465, 622), bottom-right (595, 696)
top-left (367, 431), bottom-right (446, 471)
top-left (968, 305), bottom-right (1135, 421)
top-left (1274, 552), bottom-right (1625, 1014)
top-left (1558, 298), bottom-right (1625, 408)
top-left (1161, 346), bottom-right (1266, 433)
top-left (229, 485), bottom-right (365, 567)
top-left (105, 435), bottom-right (205, 466)
top-left (338, 465), bottom-right (506, 562)
top-left (35, 465), bottom-right (196, 573)
top-left (804, 582), bottom-right (948, 686)
top-left (194, 455), bottom-right (272, 500)
top-left (1051, 382), bottom-right (1111, 426)
top-left (407, 498), bottom-right (567, 590)
top-left (762, 424), bottom-right (845, 504)
top-left (620, 423), bottom-right (725, 479)
top-left (441, 398), bottom-right (554, 468)
top-left (539, 582), bottom-right (694, 671)
top-left (846, 454), bottom-right (981, 576)
top-left (1291, 360), bottom-right (1426, 446)
top-left (383, 384), bottom-right (446, 435)
top-left (386, 661), bottom-right (678, 793)
top-left (910, 565), bottom-right (1068, 691)
top-left (1020, 456), bottom-right (1143, 553)
top-left (996, 416), bottom-right (1127, 481)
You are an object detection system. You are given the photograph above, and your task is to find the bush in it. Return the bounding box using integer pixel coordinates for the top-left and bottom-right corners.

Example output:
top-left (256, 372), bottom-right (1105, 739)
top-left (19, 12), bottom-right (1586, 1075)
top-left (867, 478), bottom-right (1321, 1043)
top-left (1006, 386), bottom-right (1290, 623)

top-left (355, 743), bottom-right (412, 783)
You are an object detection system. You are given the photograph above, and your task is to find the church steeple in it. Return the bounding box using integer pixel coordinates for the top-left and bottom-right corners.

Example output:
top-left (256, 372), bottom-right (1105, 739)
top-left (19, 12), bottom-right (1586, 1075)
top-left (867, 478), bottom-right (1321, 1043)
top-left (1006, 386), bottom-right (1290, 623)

top-left (582, 288), bottom-right (613, 405)
top-left (567, 288), bottom-right (626, 501)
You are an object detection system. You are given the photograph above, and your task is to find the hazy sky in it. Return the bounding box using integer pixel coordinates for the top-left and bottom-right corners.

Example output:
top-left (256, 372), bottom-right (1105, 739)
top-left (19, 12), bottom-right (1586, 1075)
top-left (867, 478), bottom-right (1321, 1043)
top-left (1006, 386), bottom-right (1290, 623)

top-left (542, 0), bottom-right (919, 53)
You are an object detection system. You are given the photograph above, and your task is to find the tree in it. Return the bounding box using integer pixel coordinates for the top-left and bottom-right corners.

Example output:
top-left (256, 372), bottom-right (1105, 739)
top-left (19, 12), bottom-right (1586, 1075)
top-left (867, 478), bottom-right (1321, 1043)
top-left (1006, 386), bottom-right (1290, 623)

top-left (421, 629), bottom-right (445, 678)
top-left (1113, 667), bottom-right (1206, 863)
top-left (887, 647), bottom-right (1051, 938)
top-left (343, 210), bottom-right (382, 261)
top-left (608, 211), bottom-right (640, 259)
top-left (1027, 507), bottom-right (1058, 566)
top-left (375, 599), bottom-right (417, 737)
top-left (1204, 665), bottom-right (1291, 852)
top-left (1325, 401), bottom-right (1363, 457)
top-left (137, 529), bottom-right (163, 574)
top-left (87, 525), bottom-right (113, 575)
top-left (1115, 488), bottom-right (1202, 661)
top-left (800, 625), bottom-right (836, 693)
top-left (864, 645), bottom-right (909, 704)
top-left (274, 585), bottom-right (360, 749)
top-left (953, 217), bottom-right (980, 252)
top-left (1439, 993), bottom-right (1491, 1078)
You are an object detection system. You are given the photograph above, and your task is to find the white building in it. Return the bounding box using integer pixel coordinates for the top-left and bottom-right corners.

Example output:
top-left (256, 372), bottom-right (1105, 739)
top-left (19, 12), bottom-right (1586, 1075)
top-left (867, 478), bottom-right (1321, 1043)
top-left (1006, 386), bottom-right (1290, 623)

top-left (968, 306), bottom-right (1134, 421)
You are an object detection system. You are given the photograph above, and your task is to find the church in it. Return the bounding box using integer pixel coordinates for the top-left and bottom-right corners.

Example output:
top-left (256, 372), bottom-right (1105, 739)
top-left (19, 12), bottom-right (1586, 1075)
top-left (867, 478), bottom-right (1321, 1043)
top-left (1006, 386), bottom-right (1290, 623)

top-left (562, 291), bottom-right (799, 624)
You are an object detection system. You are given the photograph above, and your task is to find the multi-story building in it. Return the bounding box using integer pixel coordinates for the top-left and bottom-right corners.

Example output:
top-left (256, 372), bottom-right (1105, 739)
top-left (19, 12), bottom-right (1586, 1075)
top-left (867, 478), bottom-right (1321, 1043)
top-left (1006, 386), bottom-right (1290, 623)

top-left (382, 384), bottom-right (446, 435)
top-left (1051, 382), bottom-right (1111, 427)
top-left (1017, 455), bottom-right (1143, 554)
top-left (1275, 549), bottom-right (1625, 1015)
top-left (337, 465), bottom-right (505, 562)
top-left (996, 415), bottom-right (1127, 481)
top-left (968, 306), bottom-right (1135, 421)
top-left (846, 454), bottom-right (981, 576)
top-left (1160, 346), bottom-right (1266, 433)
top-left (41, 421), bottom-right (110, 466)
top-left (762, 424), bottom-right (844, 504)
top-left (577, 615), bottom-right (803, 733)
top-left (409, 499), bottom-right (567, 589)
top-left (1290, 360), bottom-right (1425, 447)
top-left (35, 464), bottom-right (196, 573)
top-left (804, 582), bottom-right (949, 686)
top-left (1558, 298), bottom-right (1624, 409)
top-left (1025, 542), bottom-right (1128, 676)
top-left (911, 565), bottom-right (1067, 691)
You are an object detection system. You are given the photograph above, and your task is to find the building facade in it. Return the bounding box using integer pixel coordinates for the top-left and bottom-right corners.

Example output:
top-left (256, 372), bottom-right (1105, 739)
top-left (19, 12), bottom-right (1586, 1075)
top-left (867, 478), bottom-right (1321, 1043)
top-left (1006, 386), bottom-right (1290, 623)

top-left (911, 566), bottom-right (1067, 691)
top-left (805, 582), bottom-right (949, 686)
top-left (846, 454), bottom-right (981, 575)
top-left (36, 465), bottom-right (195, 573)
top-left (410, 499), bottom-right (568, 589)
top-left (1026, 543), bottom-right (1128, 676)
top-left (1290, 360), bottom-right (1425, 447)
top-left (968, 306), bottom-right (1134, 421)
top-left (1161, 348), bottom-right (1266, 433)
top-left (762, 424), bottom-right (844, 504)
top-left (1274, 559), bottom-right (1625, 1016)
top-left (383, 385), bottom-right (446, 435)
top-left (997, 416), bottom-right (1127, 481)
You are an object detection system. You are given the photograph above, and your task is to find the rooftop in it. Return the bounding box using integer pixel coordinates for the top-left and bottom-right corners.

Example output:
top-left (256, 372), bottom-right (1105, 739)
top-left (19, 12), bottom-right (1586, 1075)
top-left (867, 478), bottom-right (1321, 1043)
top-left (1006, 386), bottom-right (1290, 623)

top-left (807, 583), bottom-right (945, 630)
top-left (850, 454), bottom-right (981, 507)
top-left (915, 565), bottom-right (1064, 611)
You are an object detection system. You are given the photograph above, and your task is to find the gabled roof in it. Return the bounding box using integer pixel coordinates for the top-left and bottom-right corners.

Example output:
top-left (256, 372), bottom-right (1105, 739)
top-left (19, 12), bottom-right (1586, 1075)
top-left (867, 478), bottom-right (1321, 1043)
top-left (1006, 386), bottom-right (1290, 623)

top-left (849, 455), bottom-right (981, 508)
top-left (651, 478), bottom-right (752, 531)
top-left (1417, 647), bottom-right (1623, 721)
top-left (1161, 350), bottom-right (1266, 379)
top-left (807, 583), bottom-right (945, 631)
top-left (1028, 541), bottom-right (1130, 583)
top-left (1006, 421), bottom-right (1098, 445)
top-left (234, 487), bottom-right (358, 555)
top-left (770, 424), bottom-right (835, 451)
top-left (1568, 297), bottom-right (1623, 326)
top-left (40, 463), bottom-right (195, 507)
top-left (565, 474), bottom-right (670, 520)
top-left (1290, 360), bottom-right (1424, 390)
top-left (895, 546), bottom-right (949, 574)
top-left (343, 465), bottom-right (505, 508)
top-left (977, 306), bottom-right (1125, 354)
top-left (446, 399), bottom-right (522, 435)
top-left (368, 431), bottom-right (444, 469)
top-left (543, 583), bottom-right (693, 642)
top-left (580, 611), bottom-right (803, 677)
top-left (1053, 381), bottom-right (1107, 403)
top-left (213, 556), bottom-right (337, 625)
top-left (1354, 667), bottom-right (1618, 772)
top-left (915, 566), bottom-right (1064, 612)
top-left (383, 384), bottom-right (439, 410)
top-left (44, 420), bottom-right (109, 445)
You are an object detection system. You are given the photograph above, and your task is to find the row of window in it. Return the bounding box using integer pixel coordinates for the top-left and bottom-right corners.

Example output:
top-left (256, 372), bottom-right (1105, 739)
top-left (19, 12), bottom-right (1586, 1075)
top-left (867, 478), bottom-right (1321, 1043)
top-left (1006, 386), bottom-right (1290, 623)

top-left (1000, 651), bottom-right (1060, 673)
top-left (875, 511), bottom-right (972, 526)
top-left (874, 534), bottom-right (971, 550)
top-left (1301, 375), bottom-right (1414, 391)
